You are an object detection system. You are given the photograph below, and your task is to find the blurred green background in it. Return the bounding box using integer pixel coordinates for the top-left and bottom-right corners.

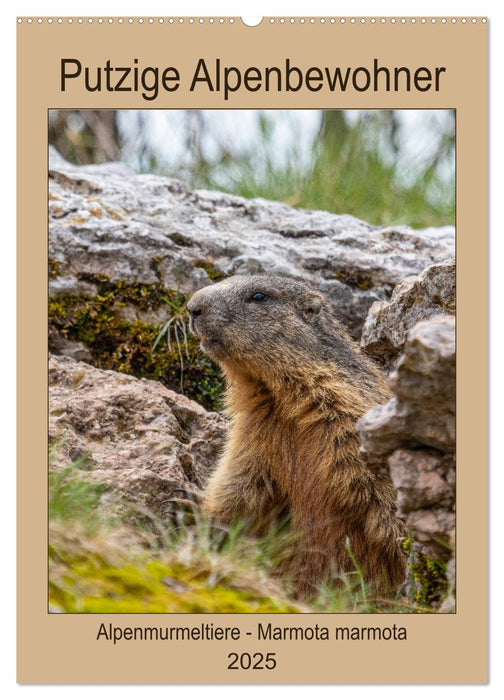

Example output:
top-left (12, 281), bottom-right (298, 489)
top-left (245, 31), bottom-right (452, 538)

top-left (49, 109), bottom-right (455, 228)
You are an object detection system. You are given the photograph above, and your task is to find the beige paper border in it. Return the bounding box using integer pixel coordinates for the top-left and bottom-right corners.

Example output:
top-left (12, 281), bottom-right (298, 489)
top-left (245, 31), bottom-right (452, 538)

top-left (17, 17), bottom-right (487, 683)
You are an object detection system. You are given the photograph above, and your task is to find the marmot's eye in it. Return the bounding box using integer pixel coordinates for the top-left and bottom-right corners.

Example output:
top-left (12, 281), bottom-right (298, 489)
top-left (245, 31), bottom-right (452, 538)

top-left (249, 292), bottom-right (269, 302)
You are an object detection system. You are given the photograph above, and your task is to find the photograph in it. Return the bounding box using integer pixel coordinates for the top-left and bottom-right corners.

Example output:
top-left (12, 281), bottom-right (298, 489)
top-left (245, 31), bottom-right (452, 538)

top-left (48, 108), bottom-right (456, 615)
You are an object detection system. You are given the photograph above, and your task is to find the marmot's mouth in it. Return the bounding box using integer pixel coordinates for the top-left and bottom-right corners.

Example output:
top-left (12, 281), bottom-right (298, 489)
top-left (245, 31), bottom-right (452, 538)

top-left (189, 317), bottom-right (224, 354)
top-left (201, 335), bottom-right (221, 347)
top-left (199, 335), bottom-right (226, 357)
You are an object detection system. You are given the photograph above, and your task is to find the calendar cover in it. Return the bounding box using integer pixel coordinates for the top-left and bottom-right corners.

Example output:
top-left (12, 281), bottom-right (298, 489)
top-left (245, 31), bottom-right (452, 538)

top-left (17, 14), bottom-right (487, 683)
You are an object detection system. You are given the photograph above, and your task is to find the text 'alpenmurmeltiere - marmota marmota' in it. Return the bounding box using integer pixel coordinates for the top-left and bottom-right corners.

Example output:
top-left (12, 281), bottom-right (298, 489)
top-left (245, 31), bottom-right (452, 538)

top-left (187, 274), bottom-right (406, 597)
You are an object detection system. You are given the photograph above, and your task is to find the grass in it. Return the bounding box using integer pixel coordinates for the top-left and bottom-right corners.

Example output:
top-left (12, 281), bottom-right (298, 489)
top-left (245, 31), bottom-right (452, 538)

top-left (50, 110), bottom-right (455, 229)
top-left (48, 454), bottom-right (450, 614)
top-left (48, 451), bottom-right (109, 535)
top-left (177, 111), bottom-right (455, 229)
top-left (152, 268), bottom-right (191, 393)
top-left (48, 455), bottom-right (304, 613)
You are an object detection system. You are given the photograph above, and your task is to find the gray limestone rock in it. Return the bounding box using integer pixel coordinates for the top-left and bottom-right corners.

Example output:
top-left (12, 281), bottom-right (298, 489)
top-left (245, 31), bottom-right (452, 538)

top-left (49, 147), bottom-right (455, 339)
top-left (358, 315), bottom-right (455, 567)
top-left (361, 258), bottom-right (455, 366)
top-left (49, 354), bottom-right (227, 517)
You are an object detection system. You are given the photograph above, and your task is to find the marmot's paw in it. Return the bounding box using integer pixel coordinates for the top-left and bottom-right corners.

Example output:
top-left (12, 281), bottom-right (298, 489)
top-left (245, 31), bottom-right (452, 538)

top-left (162, 487), bottom-right (202, 526)
top-left (171, 487), bottom-right (202, 506)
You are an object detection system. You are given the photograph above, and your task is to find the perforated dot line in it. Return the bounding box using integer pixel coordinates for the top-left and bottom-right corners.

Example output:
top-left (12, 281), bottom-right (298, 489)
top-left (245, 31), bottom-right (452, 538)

top-left (17, 17), bottom-right (488, 25)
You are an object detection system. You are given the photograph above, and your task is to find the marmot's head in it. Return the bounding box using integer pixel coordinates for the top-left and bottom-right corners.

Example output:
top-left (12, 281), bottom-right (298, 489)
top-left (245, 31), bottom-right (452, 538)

top-left (187, 275), bottom-right (327, 373)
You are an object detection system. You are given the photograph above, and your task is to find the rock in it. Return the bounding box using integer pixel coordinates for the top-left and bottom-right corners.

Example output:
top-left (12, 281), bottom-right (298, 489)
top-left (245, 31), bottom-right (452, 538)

top-left (49, 354), bottom-right (227, 516)
top-left (388, 449), bottom-right (455, 513)
top-left (356, 395), bottom-right (455, 462)
top-left (49, 147), bottom-right (454, 339)
top-left (406, 508), bottom-right (455, 559)
top-left (361, 258), bottom-right (455, 366)
top-left (359, 316), bottom-right (455, 460)
top-left (358, 315), bottom-right (455, 566)
top-left (439, 557), bottom-right (456, 612)
top-left (48, 332), bottom-right (92, 362)
top-left (390, 313), bottom-right (456, 414)
top-left (49, 275), bottom-right (100, 298)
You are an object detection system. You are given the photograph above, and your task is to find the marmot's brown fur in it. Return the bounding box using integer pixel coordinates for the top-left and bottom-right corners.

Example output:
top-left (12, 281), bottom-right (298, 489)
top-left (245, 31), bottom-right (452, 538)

top-left (188, 274), bottom-right (406, 597)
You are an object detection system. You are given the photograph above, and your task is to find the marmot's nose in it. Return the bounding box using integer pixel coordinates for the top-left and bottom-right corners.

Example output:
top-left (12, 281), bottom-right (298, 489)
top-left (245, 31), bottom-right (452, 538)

top-left (187, 295), bottom-right (205, 318)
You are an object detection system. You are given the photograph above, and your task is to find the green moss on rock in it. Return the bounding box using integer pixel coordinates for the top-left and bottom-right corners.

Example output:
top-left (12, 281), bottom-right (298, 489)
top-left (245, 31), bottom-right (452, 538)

top-left (335, 270), bottom-right (374, 290)
top-left (49, 258), bottom-right (63, 279)
top-left (48, 275), bottom-right (225, 411)
top-left (403, 535), bottom-right (448, 608)
top-left (193, 258), bottom-right (227, 282)
top-left (49, 523), bottom-right (301, 614)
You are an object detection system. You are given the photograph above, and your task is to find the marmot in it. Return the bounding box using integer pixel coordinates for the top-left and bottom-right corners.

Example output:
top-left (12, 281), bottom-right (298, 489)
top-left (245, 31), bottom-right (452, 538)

top-left (187, 274), bottom-right (406, 597)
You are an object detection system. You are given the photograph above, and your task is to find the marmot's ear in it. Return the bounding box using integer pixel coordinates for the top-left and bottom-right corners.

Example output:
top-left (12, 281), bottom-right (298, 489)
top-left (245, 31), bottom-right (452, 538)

top-left (302, 291), bottom-right (323, 320)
